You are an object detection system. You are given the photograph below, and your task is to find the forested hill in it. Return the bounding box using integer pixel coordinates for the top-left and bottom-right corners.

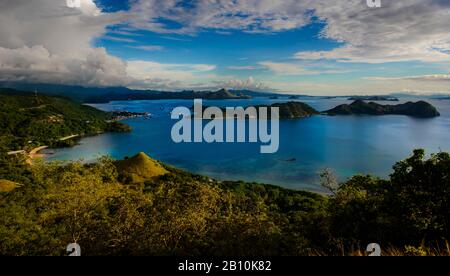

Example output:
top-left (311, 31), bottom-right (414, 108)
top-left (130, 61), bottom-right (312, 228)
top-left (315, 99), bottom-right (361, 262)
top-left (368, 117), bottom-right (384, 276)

top-left (325, 100), bottom-right (440, 118)
top-left (0, 89), bottom-right (130, 152)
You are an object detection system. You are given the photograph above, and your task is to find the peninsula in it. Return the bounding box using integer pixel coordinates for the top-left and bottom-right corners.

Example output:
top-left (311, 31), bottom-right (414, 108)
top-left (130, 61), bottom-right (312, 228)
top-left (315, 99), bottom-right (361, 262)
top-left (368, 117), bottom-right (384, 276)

top-left (0, 89), bottom-right (132, 152)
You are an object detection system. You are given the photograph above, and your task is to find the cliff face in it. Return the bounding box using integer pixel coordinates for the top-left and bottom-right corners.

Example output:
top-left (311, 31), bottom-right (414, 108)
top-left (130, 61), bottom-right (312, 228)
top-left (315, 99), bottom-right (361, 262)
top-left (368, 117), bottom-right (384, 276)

top-left (325, 100), bottom-right (440, 118)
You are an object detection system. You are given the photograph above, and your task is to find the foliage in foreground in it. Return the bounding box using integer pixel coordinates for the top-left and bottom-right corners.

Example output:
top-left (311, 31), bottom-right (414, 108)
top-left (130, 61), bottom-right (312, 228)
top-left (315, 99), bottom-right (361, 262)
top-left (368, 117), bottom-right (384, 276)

top-left (0, 150), bottom-right (449, 256)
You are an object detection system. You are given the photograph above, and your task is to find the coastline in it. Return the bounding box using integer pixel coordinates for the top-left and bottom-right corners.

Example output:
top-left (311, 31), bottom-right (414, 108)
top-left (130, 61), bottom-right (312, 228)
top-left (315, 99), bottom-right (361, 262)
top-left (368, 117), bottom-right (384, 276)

top-left (30, 97), bottom-right (450, 193)
top-left (26, 146), bottom-right (49, 164)
top-left (24, 112), bottom-right (141, 164)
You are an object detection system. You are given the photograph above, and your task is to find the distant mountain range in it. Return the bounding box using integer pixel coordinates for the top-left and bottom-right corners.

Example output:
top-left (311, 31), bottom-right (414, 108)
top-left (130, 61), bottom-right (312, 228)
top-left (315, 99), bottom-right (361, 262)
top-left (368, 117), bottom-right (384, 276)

top-left (0, 82), bottom-right (279, 103)
top-left (347, 96), bottom-right (399, 102)
top-left (2, 82), bottom-right (448, 103)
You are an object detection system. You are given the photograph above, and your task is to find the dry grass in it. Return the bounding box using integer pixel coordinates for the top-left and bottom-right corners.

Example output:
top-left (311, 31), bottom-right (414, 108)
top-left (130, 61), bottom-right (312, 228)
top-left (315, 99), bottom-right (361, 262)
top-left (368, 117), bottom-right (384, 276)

top-left (115, 152), bottom-right (169, 184)
top-left (0, 179), bottom-right (21, 192)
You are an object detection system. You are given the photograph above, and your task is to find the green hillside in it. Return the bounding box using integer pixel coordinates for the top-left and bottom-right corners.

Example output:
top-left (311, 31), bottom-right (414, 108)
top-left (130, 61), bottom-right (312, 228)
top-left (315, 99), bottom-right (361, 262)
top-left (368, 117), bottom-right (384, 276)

top-left (0, 150), bottom-right (448, 256)
top-left (0, 89), bottom-right (131, 152)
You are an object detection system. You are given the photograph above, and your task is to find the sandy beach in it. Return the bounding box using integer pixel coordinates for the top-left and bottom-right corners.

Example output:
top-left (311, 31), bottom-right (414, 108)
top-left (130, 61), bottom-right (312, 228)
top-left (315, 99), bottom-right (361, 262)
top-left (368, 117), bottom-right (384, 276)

top-left (26, 146), bottom-right (49, 164)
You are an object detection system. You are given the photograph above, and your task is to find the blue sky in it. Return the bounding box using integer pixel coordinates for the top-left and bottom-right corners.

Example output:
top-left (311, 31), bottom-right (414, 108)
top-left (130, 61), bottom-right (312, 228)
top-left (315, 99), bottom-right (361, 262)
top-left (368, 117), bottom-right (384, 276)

top-left (1, 0), bottom-right (450, 95)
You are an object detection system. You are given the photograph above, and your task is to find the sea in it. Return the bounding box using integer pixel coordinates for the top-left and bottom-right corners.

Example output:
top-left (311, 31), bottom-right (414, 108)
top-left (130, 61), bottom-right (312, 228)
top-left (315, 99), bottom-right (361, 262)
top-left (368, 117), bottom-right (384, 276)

top-left (44, 97), bottom-right (450, 192)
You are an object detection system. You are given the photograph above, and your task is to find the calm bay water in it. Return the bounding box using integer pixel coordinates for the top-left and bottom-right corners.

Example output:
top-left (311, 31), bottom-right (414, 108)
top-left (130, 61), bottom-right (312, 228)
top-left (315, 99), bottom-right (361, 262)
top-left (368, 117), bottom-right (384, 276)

top-left (45, 97), bottom-right (450, 192)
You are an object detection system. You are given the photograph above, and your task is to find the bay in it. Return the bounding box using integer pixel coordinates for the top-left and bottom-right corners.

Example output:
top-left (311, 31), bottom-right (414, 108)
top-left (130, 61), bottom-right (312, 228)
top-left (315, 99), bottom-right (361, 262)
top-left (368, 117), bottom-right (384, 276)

top-left (44, 97), bottom-right (450, 192)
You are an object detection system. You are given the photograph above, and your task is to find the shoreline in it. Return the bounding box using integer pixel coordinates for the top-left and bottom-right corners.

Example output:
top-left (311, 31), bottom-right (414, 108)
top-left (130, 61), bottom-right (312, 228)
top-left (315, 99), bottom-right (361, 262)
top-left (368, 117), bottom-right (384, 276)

top-left (24, 113), bottom-right (138, 164)
top-left (26, 146), bottom-right (49, 164)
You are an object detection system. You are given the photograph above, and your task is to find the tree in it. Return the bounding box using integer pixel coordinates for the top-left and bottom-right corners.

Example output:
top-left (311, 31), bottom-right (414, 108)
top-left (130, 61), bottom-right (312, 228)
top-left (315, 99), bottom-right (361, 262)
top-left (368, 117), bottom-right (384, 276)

top-left (318, 168), bottom-right (338, 195)
top-left (388, 149), bottom-right (450, 243)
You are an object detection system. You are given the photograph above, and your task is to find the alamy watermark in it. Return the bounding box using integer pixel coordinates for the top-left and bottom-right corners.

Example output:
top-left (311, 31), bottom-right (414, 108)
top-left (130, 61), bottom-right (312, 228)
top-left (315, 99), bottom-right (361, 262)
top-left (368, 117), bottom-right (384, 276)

top-left (367, 243), bottom-right (382, 256)
top-left (367, 0), bottom-right (381, 8)
top-left (171, 100), bottom-right (280, 154)
top-left (66, 0), bottom-right (81, 8)
top-left (67, 243), bottom-right (81, 256)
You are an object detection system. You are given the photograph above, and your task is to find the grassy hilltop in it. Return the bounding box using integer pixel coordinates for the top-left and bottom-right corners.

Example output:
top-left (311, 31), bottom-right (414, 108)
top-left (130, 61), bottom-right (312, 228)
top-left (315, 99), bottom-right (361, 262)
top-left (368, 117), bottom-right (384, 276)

top-left (115, 152), bottom-right (169, 184)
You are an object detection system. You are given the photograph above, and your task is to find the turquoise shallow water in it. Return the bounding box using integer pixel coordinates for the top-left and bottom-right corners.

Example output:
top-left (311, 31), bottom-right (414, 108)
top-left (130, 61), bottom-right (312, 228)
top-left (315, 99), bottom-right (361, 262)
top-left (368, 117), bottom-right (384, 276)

top-left (45, 97), bottom-right (450, 192)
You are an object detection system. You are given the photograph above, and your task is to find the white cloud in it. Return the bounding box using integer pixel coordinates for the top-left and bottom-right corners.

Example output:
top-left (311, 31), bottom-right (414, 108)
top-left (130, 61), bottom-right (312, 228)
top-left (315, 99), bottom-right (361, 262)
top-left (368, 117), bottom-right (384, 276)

top-left (103, 36), bottom-right (138, 43)
top-left (259, 61), bottom-right (352, 75)
top-left (127, 45), bottom-right (165, 51)
top-left (126, 60), bottom-right (220, 90)
top-left (0, 0), bottom-right (124, 53)
top-left (0, 0), bottom-right (220, 89)
top-left (354, 74), bottom-right (450, 95)
top-left (294, 0), bottom-right (450, 63)
top-left (128, 0), bottom-right (450, 64)
top-left (191, 64), bottom-right (217, 72)
top-left (108, 29), bottom-right (144, 37)
top-left (0, 0), bottom-right (129, 87)
top-left (228, 66), bottom-right (258, 70)
top-left (3, 0), bottom-right (450, 93)
top-left (128, 0), bottom-right (312, 34)
top-left (259, 61), bottom-right (317, 75)
top-left (126, 61), bottom-right (268, 91)
top-left (365, 75), bottom-right (450, 82)
top-left (217, 76), bottom-right (269, 90)
top-left (127, 61), bottom-right (193, 81)
top-left (263, 78), bottom-right (450, 96)
top-left (0, 45), bottom-right (129, 87)
top-left (265, 80), bottom-right (336, 92)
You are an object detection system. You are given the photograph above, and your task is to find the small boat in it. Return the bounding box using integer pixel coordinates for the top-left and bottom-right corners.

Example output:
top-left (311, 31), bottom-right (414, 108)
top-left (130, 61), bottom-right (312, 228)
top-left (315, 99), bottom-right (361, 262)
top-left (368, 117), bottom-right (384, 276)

top-left (284, 158), bottom-right (297, 162)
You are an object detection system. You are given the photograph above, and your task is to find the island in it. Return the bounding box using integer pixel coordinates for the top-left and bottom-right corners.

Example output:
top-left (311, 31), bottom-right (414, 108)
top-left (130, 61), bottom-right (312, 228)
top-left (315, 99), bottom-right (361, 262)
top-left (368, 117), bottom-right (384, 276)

top-left (324, 100), bottom-right (440, 118)
top-left (347, 96), bottom-right (399, 101)
top-left (268, 102), bottom-right (319, 119)
top-left (192, 101), bottom-right (319, 120)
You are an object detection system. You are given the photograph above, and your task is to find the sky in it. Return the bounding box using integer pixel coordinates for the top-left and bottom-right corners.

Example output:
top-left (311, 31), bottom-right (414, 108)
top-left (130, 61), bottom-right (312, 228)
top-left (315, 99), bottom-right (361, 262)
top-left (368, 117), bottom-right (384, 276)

top-left (1, 0), bottom-right (450, 95)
